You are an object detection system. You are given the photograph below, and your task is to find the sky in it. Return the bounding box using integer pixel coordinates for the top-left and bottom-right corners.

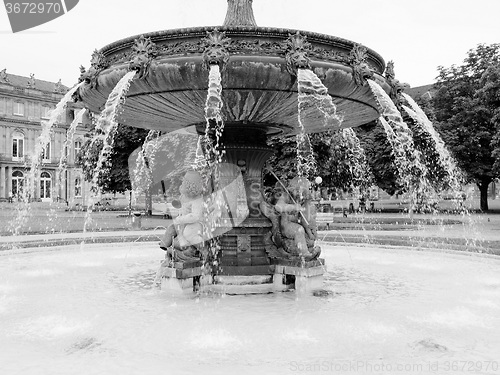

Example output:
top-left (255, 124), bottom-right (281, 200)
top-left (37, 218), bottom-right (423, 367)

top-left (0, 0), bottom-right (499, 88)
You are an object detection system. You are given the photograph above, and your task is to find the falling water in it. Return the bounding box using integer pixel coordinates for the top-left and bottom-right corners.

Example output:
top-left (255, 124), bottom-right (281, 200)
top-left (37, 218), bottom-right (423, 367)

top-left (297, 68), bottom-right (343, 178)
top-left (378, 116), bottom-right (413, 188)
top-left (192, 136), bottom-right (209, 171)
top-left (401, 93), bottom-right (463, 191)
top-left (127, 128), bottom-right (202, 213)
top-left (203, 64), bottom-right (225, 166)
top-left (367, 80), bottom-right (435, 211)
top-left (342, 128), bottom-right (373, 192)
top-left (297, 69), bottom-right (343, 128)
top-left (131, 129), bottom-right (161, 198)
top-left (83, 71), bottom-right (136, 232)
top-left (295, 133), bottom-right (316, 178)
top-left (200, 63), bottom-right (239, 271)
top-left (56, 108), bottom-right (87, 194)
top-left (9, 82), bottom-right (84, 235)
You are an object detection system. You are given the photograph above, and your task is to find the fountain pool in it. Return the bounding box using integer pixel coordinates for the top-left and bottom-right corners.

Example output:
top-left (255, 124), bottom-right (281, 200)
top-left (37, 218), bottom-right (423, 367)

top-left (2, 243), bottom-right (499, 374)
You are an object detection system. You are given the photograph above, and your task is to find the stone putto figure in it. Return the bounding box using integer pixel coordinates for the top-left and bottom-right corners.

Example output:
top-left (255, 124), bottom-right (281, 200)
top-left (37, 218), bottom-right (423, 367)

top-left (160, 170), bottom-right (206, 262)
top-left (261, 177), bottom-right (321, 261)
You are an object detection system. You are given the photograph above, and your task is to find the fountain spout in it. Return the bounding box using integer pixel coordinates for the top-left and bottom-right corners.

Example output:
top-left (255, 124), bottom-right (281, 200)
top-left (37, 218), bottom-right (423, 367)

top-left (223, 0), bottom-right (257, 27)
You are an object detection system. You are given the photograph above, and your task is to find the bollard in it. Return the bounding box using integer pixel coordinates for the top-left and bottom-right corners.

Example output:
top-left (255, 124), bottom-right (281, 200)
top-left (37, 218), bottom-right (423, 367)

top-left (131, 212), bottom-right (142, 230)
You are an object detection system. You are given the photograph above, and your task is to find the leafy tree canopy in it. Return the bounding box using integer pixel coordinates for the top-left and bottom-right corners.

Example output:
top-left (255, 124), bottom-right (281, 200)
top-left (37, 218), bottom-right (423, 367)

top-left (77, 123), bottom-right (149, 194)
top-left (432, 43), bottom-right (500, 210)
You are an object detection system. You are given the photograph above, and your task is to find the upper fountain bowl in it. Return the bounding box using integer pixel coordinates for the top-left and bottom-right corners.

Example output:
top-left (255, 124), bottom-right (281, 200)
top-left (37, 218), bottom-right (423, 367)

top-left (76, 25), bottom-right (391, 136)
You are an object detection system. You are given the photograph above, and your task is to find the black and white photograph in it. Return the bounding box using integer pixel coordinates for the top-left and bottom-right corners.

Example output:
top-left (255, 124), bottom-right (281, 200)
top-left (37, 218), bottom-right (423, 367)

top-left (1, 1), bottom-right (500, 374)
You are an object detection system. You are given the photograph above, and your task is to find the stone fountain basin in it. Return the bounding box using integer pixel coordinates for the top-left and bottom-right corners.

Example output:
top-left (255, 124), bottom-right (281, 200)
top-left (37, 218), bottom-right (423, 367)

top-left (1, 243), bottom-right (499, 373)
top-left (78, 26), bottom-right (391, 135)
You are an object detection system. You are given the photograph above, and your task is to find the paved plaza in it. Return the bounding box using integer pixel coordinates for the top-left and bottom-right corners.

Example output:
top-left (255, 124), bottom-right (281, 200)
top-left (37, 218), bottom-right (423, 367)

top-left (1, 199), bottom-right (499, 255)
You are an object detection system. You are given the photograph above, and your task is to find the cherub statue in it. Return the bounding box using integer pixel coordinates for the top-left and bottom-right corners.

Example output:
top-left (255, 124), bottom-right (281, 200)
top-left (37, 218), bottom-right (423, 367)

top-left (160, 170), bottom-right (206, 262)
top-left (261, 177), bottom-right (321, 261)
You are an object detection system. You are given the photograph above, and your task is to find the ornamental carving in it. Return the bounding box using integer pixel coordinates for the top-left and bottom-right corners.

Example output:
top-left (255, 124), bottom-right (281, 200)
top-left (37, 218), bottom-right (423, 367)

top-left (162, 40), bottom-right (205, 56)
top-left (128, 35), bottom-right (158, 79)
top-left (229, 39), bottom-right (284, 56)
top-left (202, 29), bottom-right (231, 70)
top-left (79, 49), bottom-right (109, 88)
top-left (54, 79), bottom-right (65, 94)
top-left (260, 177), bottom-right (321, 261)
top-left (0, 68), bottom-right (9, 83)
top-left (385, 61), bottom-right (410, 109)
top-left (27, 73), bottom-right (36, 88)
top-left (284, 31), bottom-right (312, 76)
top-left (97, 38), bottom-right (353, 71)
top-left (348, 44), bottom-right (374, 86)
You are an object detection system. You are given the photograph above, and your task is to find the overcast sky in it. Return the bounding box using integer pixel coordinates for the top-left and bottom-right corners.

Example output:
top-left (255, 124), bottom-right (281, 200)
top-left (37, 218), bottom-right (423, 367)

top-left (1, 0), bottom-right (499, 88)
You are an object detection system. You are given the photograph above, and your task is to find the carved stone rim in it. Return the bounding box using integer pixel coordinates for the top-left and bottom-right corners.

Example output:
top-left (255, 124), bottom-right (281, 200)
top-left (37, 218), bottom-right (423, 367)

top-left (99, 26), bottom-right (385, 74)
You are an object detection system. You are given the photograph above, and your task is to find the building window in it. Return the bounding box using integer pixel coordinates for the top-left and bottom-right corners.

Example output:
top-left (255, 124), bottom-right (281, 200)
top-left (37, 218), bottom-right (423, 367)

top-left (74, 140), bottom-right (82, 160)
top-left (13, 102), bottom-right (24, 116)
top-left (41, 105), bottom-right (51, 119)
top-left (40, 171), bottom-right (51, 199)
top-left (12, 170), bottom-right (24, 198)
top-left (41, 142), bottom-right (50, 162)
top-left (12, 132), bottom-right (24, 160)
top-left (0, 97), bottom-right (5, 114)
top-left (74, 177), bottom-right (82, 197)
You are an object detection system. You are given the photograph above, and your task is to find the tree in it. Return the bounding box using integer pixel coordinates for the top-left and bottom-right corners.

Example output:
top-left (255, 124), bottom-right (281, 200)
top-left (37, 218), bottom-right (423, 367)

top-left (77, 123), bottom-right (149, 194)
top-left (481, 63), bottom-right (500, 175)
top-left (265, 129), bottom-right (373, 197)
top-left (432, 43), bottom-right (500, 211)
top-left (355, 121), bottom-right (402, 196)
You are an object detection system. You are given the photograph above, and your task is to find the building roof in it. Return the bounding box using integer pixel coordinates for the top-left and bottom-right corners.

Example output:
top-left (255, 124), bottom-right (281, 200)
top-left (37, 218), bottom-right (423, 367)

top-left (0, 69), bottom-right (69, 94)
top-left (406, 84), bottom-right (435, 100)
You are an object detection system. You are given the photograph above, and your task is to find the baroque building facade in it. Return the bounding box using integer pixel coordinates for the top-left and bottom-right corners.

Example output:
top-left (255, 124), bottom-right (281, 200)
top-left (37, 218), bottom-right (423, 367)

top-left (0, 69), bottom-right (91, 203)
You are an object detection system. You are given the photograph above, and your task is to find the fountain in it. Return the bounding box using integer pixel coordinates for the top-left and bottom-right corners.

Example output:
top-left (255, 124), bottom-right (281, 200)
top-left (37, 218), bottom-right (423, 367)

top-left (3, 1), bottom-right (500, 372)
top-left (74, 0), bottom-right (393, 294)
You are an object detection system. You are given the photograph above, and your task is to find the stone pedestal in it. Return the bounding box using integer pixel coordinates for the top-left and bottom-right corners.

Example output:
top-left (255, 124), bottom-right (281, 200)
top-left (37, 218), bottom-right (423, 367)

top-left (157, 125), bottom-right (326, 295)
top-left (272, 258), bottom-right (326, 294)
top-left (158, 258), bottom-right (326, 294)
top-left (215, 218), bottom-right (273, 274)
top-left (157, 259), bottom-right (204, 294)
top-left (208, 275), bottom-right (275, 294)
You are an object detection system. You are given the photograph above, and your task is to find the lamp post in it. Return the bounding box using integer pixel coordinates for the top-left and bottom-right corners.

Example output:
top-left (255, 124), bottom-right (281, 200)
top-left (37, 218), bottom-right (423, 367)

top-left (314, 176), bottom-right (322, 200)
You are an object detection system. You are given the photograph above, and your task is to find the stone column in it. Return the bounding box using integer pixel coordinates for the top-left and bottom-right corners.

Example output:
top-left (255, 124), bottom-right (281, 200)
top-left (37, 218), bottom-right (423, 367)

top-left (223, 0), bottom-right (257, 27)
top-left (6, 166), bottom-right (11, 199)
top-left (0, 166), bottom-right (5, 199)
top-left (206, 124), bottom-right (274, 273)
top-left (63, 169), bottom-right (68, 202)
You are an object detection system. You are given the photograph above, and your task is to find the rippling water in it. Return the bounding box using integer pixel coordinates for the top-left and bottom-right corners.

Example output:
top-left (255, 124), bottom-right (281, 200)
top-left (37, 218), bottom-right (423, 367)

top-left (1, 243), bottom-right (499, 374)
